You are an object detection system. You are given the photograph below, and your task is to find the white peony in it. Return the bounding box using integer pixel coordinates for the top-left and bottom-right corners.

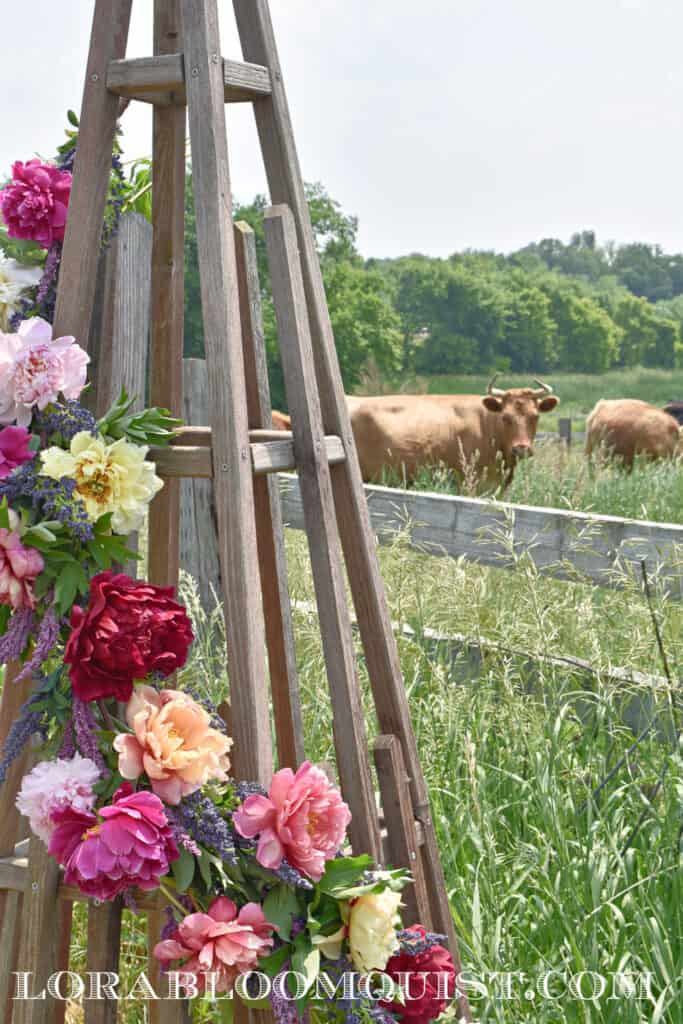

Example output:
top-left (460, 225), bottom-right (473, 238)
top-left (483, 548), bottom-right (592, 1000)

top-left (16, 755), bottom-right (100, 843)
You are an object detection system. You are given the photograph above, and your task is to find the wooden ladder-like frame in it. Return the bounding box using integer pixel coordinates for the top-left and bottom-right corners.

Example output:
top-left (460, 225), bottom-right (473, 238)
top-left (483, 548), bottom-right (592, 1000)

top-left (0, 2), bottom-right (471, 1022)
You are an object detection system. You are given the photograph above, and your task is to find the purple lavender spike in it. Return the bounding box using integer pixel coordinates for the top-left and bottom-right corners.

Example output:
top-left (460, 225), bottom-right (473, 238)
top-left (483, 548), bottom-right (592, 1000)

top-left (0, 608), bottom-right (34, 664)
top-left (15, 607), bottom-right (60, 683)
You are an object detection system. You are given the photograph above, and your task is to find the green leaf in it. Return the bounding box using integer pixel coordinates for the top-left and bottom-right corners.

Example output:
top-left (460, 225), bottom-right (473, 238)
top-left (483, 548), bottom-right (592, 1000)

top-left (291, 932), bottom-right (320, 1005)
top-left (263, 885), bottom-right (302, 941)
top-left (256, 944), bottom-right (290, 980)
top-left (171, 846), bottom-right (196, 893)
top-left (0, 605), bottom-right (11, 636)
top-left (0, 498), bottom-right (10, 531)
top-left (197, 848), bottom-right (213, 889)
top-left (67, 109), bottom-right (80, 127)
top-left (54, 562), bottom-right (89, 615)
top-left (317, 854), bottom-right (373, 896)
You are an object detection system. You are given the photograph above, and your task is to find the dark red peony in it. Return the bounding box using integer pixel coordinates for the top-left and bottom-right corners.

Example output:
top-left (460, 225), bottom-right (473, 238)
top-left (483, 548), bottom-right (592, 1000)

top-left (64, 571), bottom-right (194, 702)
top-left (381, 926), bottom-right (458, 1024)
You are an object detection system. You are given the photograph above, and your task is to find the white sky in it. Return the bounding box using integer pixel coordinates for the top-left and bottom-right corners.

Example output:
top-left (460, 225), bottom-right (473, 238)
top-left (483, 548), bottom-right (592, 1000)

top-left (2, 0), bottom-right (682, 258)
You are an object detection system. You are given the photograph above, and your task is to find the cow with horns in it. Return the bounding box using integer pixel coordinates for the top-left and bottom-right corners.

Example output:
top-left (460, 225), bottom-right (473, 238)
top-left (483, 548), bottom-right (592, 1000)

top-left (273, 377), bottom-right (559, 490)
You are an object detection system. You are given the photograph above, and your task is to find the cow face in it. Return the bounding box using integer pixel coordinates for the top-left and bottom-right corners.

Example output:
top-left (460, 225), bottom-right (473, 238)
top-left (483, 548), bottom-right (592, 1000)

top-left (482, 388), bottom-right (559, 465)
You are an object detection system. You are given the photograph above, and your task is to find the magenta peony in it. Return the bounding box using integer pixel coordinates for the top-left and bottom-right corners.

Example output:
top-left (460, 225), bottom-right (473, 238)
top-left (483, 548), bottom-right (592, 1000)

top-left (48, 783), bottom-right (178, 901)
top-left (0, 425), bottom-right (34, 479)
top-left (16, 755), bottom-right (100, 843)
top-left (154, 896), bottom-right (275, 994)
top-left (0, 160), bottom-right (72, 248)
top-left (233, 761), bottom-right (351, 881)
top-left (0, 526), bottom-right (44, 609)
top-left (0, 318), bottom-right (89, 427)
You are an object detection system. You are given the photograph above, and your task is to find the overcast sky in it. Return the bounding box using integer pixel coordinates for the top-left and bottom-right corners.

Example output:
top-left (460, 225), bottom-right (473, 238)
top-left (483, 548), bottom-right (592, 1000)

top-left (2, 0), bottom-right (681, 258)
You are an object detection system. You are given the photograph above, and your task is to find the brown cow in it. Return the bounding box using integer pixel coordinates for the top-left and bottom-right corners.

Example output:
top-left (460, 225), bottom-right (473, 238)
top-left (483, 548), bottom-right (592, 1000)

top-left (586, 399), bottom-right (681, 467)
top-left (271, 410), bottom-right (292, 431)
top-left (274, 377), bottom-right (559, 489)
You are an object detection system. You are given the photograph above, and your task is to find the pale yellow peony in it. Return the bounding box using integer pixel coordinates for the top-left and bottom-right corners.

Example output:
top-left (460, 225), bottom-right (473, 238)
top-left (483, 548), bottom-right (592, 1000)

top-left (348, 889), bottom-right (402, 972)
top-left (40, 430), bottom-right (163, 533)
top-left (114, 685), bottom-right (233, 805)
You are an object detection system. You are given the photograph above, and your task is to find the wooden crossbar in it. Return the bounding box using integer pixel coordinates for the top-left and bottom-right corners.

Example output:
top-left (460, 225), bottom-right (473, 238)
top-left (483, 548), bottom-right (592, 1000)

top-left (150, 433), bottom-right (346, 477)
top-left (107, 54), bottom-right (272, 104)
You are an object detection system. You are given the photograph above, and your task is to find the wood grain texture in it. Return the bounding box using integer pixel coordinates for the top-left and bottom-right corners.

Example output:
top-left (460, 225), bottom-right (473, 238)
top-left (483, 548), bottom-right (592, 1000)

top-left (374, 735), bottom-right (430, 927)
top-left (264, 205), bottom-right (380, 859)
top-left (13, 839), bottom-right (61, 1024)
top-left (280, 478), bottom-right (683, 597)
top-left (181, 0), bottom-right (272, 784)
top-left (0, 890), bottom-right (22, 1021)
top-left (235, 220), bottom-right (304, 770)
top-left (180, 358), bottom-right (221, 610)
top-left (0, 663), bottom-right (32, 856)
top-left (148, 0), bottom-right (186, 591)
top-left (53, 0), bottom-right (132, 345)
top-left (84, 902), bottom-right (123, 1024)
top-left (106, 54), bottom-right (271, 104)
top-left (97, 212), bottom-right (152, 414)
top-left (231, 7), bottom-right (471, 999)
top-left (147, 908), bottom-right (192, 1024)
top-left (154, 435), bottom-right (344, 477)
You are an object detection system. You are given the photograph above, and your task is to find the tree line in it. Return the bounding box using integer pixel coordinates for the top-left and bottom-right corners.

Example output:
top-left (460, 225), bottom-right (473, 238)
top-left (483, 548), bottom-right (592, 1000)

top-left (182, 184), bottom-right (683, 407)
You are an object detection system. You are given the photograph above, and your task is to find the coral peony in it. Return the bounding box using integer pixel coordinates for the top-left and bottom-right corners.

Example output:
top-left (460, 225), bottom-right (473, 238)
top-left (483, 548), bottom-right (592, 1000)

top-left (64, 571), bottom-right (194, 703)
top-left (40, 430), bottom-right (163, 533)
top-left (0, 425), bottom-right (34, 479)
top-left (16, 754), bottom-right (100, 843)
top-left (48, 783), bottom-right (178, 901)
top-left (0, 526), bottom-right (44, 608)
top-left (0, 253), bottom-right (42, 332)
top-left (0, 318), bottom-right (88, 426)
top-left (0, 160), bottom-right (72, 248)
top-left (348, 889), bottom-right (402, 972)
top-left (154, 896), bottom-right (274, 994)
top-left (380, 926), bottom-right (457, 1024)
top-left (233, 761), bottom-right (351, 881)
top-left (114, 685), bottom-right (232, 805)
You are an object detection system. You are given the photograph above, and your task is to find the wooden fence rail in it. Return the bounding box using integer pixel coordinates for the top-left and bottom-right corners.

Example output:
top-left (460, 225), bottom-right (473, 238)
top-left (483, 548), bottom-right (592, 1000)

top-left (280, 477), bottom-right (683, 598)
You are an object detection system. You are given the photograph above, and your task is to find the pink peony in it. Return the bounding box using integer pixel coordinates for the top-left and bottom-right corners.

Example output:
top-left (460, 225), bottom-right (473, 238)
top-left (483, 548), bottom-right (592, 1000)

top-left (0, 526), bottom-right (44, 609)
top-left (233, 761), bottom-right (351, 881)
top-left (0, 160), bottom-right (72, 248)
top-left (16, 755), bottom-right (100, 843)
top-left (154, 896), bottom-right (274, 994)
top-left (48, 783), bottom-right (178, 901)
top-left (0, 425), bottom-right (34, 479)
top-left (0, 318), bottom-right (88, 426)
top-left (114, 686), bottom-right (232, 805)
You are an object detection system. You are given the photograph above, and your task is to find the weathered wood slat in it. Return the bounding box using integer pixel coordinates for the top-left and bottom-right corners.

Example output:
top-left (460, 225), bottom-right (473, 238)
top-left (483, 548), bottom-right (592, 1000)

top-left (53, 0), bottom-right (132, 345)
top-left (181, 0), bottom-right (272, 784)
top-left (84, 902), bottom-right (122, 1024)
top-left (234, 10), bottom-right (469, 1007)
top-left (280, 478), bottom-right (683, 598)
top-left (236, 220), bottom-right (304, 770)
top-left (106, 54), bottom-right (271, 104)
top-left (151, 435), bottom-right (345, 477)
top-left (264, 204), bottom-right (381, 860)
top-left (148, 0), bottom-right (186, 592)
top-left (13, 840), bottom-right (61, 1024)
top-left (374, 735), bottom-right (431, 928)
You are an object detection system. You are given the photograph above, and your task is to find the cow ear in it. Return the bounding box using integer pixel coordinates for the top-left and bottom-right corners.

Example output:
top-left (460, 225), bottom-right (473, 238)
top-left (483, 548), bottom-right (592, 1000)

top-left (538, 395), bottom-right (559, 412)
top-left (482, 395), bottom-right (503, 413)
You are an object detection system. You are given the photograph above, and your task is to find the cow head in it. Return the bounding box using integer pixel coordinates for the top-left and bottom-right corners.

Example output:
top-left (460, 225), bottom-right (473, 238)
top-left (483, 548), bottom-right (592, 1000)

top-left (482, 376), bottom-right (559, 465)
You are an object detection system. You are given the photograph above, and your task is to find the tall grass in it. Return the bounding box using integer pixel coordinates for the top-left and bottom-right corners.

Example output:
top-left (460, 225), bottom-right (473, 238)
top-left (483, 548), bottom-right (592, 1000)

top-left (377, 444), bottom-right (683, 525)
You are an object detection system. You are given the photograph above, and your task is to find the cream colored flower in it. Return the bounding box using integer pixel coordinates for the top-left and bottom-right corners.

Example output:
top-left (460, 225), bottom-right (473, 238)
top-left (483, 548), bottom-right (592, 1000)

top-left (0, 254), bottom-right (42, 332)
top-left (40, 430), bottom-right (163, 533)
top-left (114, 685), bottom-right (232, 805)
top-left (348, 889), bottom-right (402, 972)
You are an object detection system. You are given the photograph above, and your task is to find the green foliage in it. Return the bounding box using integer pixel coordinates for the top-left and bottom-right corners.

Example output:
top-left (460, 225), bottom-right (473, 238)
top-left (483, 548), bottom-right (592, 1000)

top-left (98, 388), bottom-right (182, 446)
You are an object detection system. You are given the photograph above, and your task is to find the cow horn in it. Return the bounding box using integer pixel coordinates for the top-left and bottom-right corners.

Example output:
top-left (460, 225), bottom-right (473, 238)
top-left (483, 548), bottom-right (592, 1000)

top-left (487, 373), bottom-right (506, 397)
top-left (532, 377), bottom-right (554, 396)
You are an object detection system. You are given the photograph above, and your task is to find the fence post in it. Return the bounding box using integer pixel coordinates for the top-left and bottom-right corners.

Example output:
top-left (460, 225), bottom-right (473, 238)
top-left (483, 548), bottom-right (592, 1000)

top-left (558, 417), bottom-right (572, 447)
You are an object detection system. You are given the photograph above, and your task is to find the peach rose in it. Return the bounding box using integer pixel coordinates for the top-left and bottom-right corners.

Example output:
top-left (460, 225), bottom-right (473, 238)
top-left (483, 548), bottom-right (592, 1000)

top-left (114, 686), bottom-right (232, 805)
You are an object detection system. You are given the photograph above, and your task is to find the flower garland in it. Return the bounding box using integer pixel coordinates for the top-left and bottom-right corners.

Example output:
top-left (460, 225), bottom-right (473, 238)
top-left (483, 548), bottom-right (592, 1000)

top-left (0, 144), bottom-right (460, 1024)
